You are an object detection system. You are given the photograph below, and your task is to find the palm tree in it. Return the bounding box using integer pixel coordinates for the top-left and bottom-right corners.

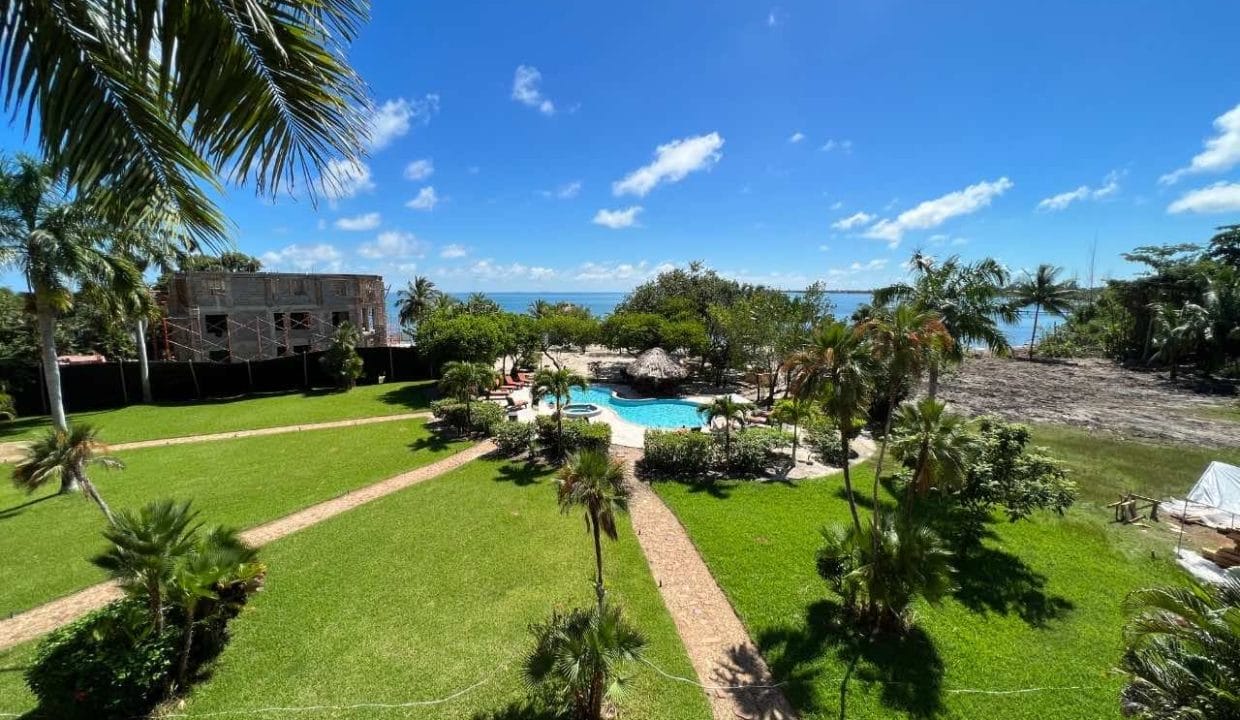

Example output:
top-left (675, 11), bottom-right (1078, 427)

top-left (1121, 578), bottom-right (1240, 719)
top-left (785, 321), bottom-right (874, 533)
top-left (396, 276), bottom-right (439, 340)
top-left (874, 253), bottom-right (1017, 399)
top-left (1012, 264), bottom-right (1078, 358)
top-left (0, 156), bottom-right (142, 430)
top-left (556, 450), bottom-right (630, 610)
top-left (529, 298), bottom-right (555, 318)
top-left (93, 500), bottom-right (203, 633)
top-left (1149, 301), bottom-right (1213, 380)
top-left (700, 396), bottom-right (748, 463)
top-left (533, 367), bottom-right (588, 457)
top-left (0, 1), bottom-right (368, 245)
top-left (890, 398), bottom-right (975, 499)
top-left (770, 396), bottom-right (821, 466)
top-left (438, 361), bottom-right (497, 432)
top-left (13, 423), bottom-right (122, 521)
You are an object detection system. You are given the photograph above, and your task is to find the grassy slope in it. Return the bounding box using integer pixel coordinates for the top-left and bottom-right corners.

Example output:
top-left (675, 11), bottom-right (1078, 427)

top-left (655, 463), bottom-right (1170, 720)
top-left (0, 381), bottom-right (437, 443)
top-left (0, 419), bottom-right (467, 616)
top-left (0, 458), bottom-right (711, 719)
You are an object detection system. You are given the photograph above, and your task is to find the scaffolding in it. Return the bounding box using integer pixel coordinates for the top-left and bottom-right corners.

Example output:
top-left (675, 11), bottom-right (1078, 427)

top-left (159, 311), bottom-right (351, 362)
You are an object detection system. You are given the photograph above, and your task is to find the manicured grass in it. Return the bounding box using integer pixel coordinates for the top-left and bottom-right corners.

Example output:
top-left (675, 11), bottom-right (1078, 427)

top-left (655, 466), bottom-right (1172, 720)
top-left (0, 458), bottom-right (712, 719)
top-left (0, 419), bottom-right (467, 617)
top-left (1029, 424), bottom-right (1240, 504)
top-left (0, 380), bottom-right (437, 443)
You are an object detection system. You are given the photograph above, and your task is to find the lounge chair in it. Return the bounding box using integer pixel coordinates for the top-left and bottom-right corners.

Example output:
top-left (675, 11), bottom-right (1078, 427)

top-left (506, 395), bottom-right (529, 411)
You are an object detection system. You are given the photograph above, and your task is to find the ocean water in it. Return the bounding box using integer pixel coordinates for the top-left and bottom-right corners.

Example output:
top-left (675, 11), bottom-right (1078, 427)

top-left (388, 291), bottom-right (1054, 348)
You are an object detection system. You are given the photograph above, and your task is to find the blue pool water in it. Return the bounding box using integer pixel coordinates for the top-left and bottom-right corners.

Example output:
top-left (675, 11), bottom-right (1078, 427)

top-left (544, 384), bottom-right (705, 429)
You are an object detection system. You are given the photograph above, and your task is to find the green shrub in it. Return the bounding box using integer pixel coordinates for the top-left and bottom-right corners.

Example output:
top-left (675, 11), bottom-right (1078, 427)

top-left (724, 427), bottom-right (790, 476)
top-left (319, 322), bottom-right (365, 389)
top-left (958, 419), bottom-right (1077, 521)
top-left (536, 415), bottom-right (611, 456)
top-left (430, 399), bottom-right (504, 435)
top-left (493, 421), bottom-right (535, 456)
top-left (0, 383), bottom-right (15, 421)
top-left (806, 417), bottom-right (860, 466)
top-left (641, 430), bottom-right (714, 477)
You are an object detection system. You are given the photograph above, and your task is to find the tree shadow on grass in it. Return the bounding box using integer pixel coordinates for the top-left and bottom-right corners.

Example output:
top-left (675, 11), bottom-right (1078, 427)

top-left (757, 600), bottom-right (944, 719)
top-left (946, 524), bottom-right (1074, 628)
top-left (0, 416), bottom-right (49, 441)
top-left (0, 493), bottom-right (58, 522)
top-left (379, 383), bottom-right (438, 411)
top-left (408, 433), bottom-right (456, 453)
top-left (471, 701), bottom-right (559, 720)
top-left (495, 461), bottom-right (548, 487)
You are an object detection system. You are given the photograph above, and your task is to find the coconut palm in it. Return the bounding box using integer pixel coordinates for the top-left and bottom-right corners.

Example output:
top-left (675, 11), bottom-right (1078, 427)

top-left (785, 320), bottom-right (874, 533)
top-left (1121, 578), bottom-right (1240, 719)
top-left (396, 277), bottom-right (439, 340)
top-left (0, 156), bottom-right (143, 430)
top-left (1149, 301), bottom-right (1214, 379)
top-left (13, 423), bottom-right (121, 521)
top-left (0, 0), bottom-right (368, 245)
top-left (770, 396), bottom-right (821, 466)
top-left (93, 500), bottom-right (203, 633)
top-left (438, 361), bottom-right (497, 432)
top-left (556, 450), bottom-right (630, 610)
top-left (700, 396), bottom-right (748, 462)
top-left (525, 602), bottom-right (646, 720)
top-left (1012, 264), bottom-right (1078, 358)
top-left (533, 367), bottom-right (588, 457)
top-left (891, 398), bottom-right (975, 499)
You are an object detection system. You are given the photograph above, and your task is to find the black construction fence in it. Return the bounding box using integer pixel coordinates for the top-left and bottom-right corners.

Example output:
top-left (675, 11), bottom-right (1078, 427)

top-left (9, 346), bottom-right (433, 417)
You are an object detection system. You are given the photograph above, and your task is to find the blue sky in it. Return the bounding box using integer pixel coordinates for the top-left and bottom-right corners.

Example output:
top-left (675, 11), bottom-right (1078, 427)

top-left (7, 1), bottom-right (1240, 292)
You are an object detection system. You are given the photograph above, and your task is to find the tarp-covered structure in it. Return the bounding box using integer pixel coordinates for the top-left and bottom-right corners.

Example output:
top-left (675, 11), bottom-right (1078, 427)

top-left (1167, 461), bottom-right (1240, 530)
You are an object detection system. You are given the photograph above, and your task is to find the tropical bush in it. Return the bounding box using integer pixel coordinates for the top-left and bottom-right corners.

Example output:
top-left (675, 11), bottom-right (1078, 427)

top-left (493, 421), bottom-right (536, 456)
top-left (318, 321), bottom-right (364, 390)
top-left (430, 399), bottom-right (505, 435)
top-left (641, 430), bottom-right (714, 477)
top-left (806, 416), bottom-right (861, 466)
top-left (957, 419), bottom-right (1076, 521)
top-left (724, 427), bottom-right (790, 475)
top-left (535, 415), bottom-right (611, 456)
top-left (0, 382), bottom-right (15, 421)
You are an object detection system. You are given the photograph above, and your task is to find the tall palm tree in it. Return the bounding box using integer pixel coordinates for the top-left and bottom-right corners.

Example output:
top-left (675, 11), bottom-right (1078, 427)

top-left (556, 450), bottom-right (630, 611)
top-left (396, 276), bottom-right (439, 340)
top-left (13, 423), bottom-right (122, 521)
top-left (1012, 264), bottom-right (1078, 358)
top-left (0, 156), bottom-right (142, 430)
top-left (874, 253), bottom-right (1017, 399)
top-left (700, 396), bottom-right (748, 462)
top-left (1149, 301), bottom-right (1214, 380)
top-left (1121, 578), bottom-right (1240, 719)
top-left (93, 499), bottom-right (203, 633)
top-left (533, 367), bottom-right (588, 457)
top-left (0, 1), bottom-right (368, 245)
top-left (785, 321), bottom-right (874, 533)
top-left (890, 398), bottom-right (975, 499)
top-left (438, 361), bottom-right (497, 432)
top-left (770, 396), bottom-right (821, 466)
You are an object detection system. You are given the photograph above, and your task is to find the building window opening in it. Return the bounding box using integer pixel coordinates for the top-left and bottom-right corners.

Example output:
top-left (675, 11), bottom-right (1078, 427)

top-left (273, 312), bottom-right (286, 332)
top-left (331, 311), bottom-right (350, 327)
top-left (205, 314), bottom-right (228, 338)
top-left (290, 312), bottom-right (311, 330)
top-left (208, 349), bottom-right (230, 362)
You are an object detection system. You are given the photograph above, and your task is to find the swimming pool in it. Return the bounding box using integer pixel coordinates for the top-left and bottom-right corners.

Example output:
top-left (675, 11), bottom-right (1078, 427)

top-left (544, 384), bottom-right (705, 429)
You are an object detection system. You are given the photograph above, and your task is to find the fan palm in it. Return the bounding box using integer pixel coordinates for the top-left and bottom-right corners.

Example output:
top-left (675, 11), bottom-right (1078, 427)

top-left (556, 450), bottom-right (630, 610)
top-left (1012, 264), bottom-right (1078, 358)
top-left (396, 276), bottom-right (439, 340)
top-left (92, 499), bottom-right (203, 633)
top-left (0, 156), bottom-right (143, 430)
top-left (13, 423), bottom-right (121, 521)
top-left (785, 320), bottom-right (874, 533)
top-left (533, 367), bottom-right (588, 458)
top-left (1121, 578), bottom-right (1240, 719)
top-left (699, 396), bottom-right (748, 461)
top-left (438, 361), bottom-right (497, 432)
top-left (0, 0), bottom-right (368, 246)
top-left (891, 398), bottom-right (975, 499)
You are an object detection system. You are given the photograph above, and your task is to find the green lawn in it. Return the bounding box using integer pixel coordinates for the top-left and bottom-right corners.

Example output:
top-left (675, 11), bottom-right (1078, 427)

top-left (655, 465), bottom-right (1171, 720)
top-left (0, 419), bottom-right (467, 617)
top-left (0, 458), bottom-right (712, 719)
top-left (0, 380), bottom-right (437, 443)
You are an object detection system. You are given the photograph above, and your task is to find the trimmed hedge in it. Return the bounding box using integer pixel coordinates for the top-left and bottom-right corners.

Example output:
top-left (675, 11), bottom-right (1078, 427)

top-left (430, 399), bottom-right (505, 435)
top-left (493, 421), bottom-right (536, 456)
top-left (642, 430), bottom-right (713, 477)
top-left (535, 414), bottom-right (611, 456)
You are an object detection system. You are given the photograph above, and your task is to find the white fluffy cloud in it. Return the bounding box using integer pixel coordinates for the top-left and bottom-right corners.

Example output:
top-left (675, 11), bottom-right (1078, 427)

top-left (788, 131), bottom-right (805, 143)
top-left (512, 65), bottom-right (556, 115)
top-left (592, 206), bottom-right (643, 229)
top-left (613, 132), bottom-right (724, 197)
top-left (573, 260), bottom-right (668, 282)
top-left (439, 244), bottom-right (468, 259)
top-left (831, 211), bottom-right (874, 231)
top-left (404, 159), bottom-right (434, 181)
top-left (1161, 103), bottom-right (1240, 185)
top-left (542, 180), bottom-right (582, 200)
top-left (358, 231), bottom-right (428, 259)
top-left (1167, 182), bottom-right (1240, 214)
top-left (406, 186), bottom-right (439, 211)
top-left (319, 159), bottom-right (375, 200)
top-left (368, 95), bottom-right (439, 150)
top-left (864, 177), bottom-right (1013, 246)
top-left (260, 243), bottom-right (342, 272)
top-left (820, 139), bottom-right (853, 153)
top-left (1036, 171), bottom-right (1121, 211)
top-left (466, 259), bottom-right (555, 281)
top-left (333, 212), bottom-right (381, 231)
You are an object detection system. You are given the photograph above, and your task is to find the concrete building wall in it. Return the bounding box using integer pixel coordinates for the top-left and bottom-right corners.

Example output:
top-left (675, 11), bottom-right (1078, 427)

top-left (163, 272), bottom-right (387, 361)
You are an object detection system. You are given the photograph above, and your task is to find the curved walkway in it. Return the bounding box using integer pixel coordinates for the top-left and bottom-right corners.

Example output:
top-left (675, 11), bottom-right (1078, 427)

top-left (0, 439), bottom-right (494, 651)
top-left (0, 412), bottom-right (432, 463)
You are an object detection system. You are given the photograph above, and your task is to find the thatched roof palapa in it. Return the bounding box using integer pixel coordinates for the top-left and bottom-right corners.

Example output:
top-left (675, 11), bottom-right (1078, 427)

top-left (625, 347), bottom-right (688, 385)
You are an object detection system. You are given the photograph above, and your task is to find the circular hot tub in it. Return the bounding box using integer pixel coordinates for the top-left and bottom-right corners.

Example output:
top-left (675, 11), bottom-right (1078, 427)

top-left (563, 403), bottom-right (603, 419)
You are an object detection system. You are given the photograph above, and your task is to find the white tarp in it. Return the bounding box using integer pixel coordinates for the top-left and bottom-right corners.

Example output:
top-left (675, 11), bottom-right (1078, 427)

top-left (1167, 461), bottom-right (1240, 530)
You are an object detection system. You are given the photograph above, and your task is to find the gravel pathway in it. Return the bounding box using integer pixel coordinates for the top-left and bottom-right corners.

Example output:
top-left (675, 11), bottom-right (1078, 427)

top-left (0, 440), bottom-right (493, 651)
top-left (0, 412), bottom-right (432, 463)
top-left (615, 448), bottom-right (797, 720)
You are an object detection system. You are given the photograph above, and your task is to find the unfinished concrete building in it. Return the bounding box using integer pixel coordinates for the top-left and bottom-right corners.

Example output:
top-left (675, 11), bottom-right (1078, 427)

top-left (162, 272), bottom-right (388, 361)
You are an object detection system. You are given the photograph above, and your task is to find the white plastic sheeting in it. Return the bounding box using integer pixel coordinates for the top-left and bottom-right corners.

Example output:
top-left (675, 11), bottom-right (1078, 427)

top-left (1176, 549), bottom-right (1240, 585)
top-left (1167, 461), bottom-right (1240, 530)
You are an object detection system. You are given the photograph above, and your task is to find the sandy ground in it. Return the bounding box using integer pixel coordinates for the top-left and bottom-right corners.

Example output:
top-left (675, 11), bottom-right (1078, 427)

top-left (937, 356), bottom-right (1238, 446)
